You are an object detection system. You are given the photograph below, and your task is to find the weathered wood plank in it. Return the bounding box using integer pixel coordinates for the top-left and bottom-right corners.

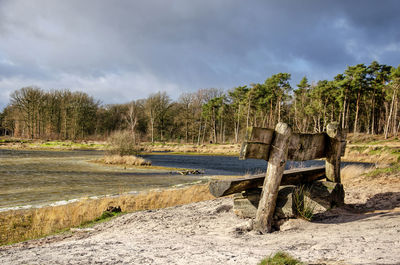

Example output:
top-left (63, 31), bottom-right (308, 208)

top-left (209, 166), bottom-right (326, 197)
top-left (281, 166), bottom-right (326, 185)
top-left (254, 122), bottom-right (292, 234)
top-left (326, 122), bottom-right (342, 183)
top-left (248, 127), bottom-right (275, 143)
top-left (340, 140), bottom-right (347, 157)
top-left (240, 126), bottom-right (347, 161)
top-left (239, 127), bottom-right (274, 160)
top-left (239, 142), bottom-right (271, 160)
top-left (340, 129), bottom-right (348, 157)
top-left (287, 133), bottom-right (326, 161)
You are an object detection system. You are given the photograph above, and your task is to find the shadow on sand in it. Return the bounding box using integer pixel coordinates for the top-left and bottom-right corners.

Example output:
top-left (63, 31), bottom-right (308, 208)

top-left (312, 191), bottom-right (400, 224)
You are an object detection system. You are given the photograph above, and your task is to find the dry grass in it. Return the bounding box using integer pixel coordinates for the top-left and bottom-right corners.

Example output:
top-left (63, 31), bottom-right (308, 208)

top-left (0, 137), bottom-right (107, 150)
top-left (143, 143), bottom-right (241, 155)
top-left (98, 155), bottom-right (151, 166)
top-left (343, 146), bottom-right (400, 164)
top-left (343, 133), bottom-right (400, 163)
top-left (0, 184), bottom-right (214, 245)
top-left (347, 133), bottom-right (400, 146)
top-left (341, 165), bottom-right (371, 183)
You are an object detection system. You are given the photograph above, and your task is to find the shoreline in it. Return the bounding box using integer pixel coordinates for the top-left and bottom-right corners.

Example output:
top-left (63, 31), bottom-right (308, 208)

top-left (0, 184), bottom-right (215, 246)
top-left (0, 178), bottom-right (210, 213)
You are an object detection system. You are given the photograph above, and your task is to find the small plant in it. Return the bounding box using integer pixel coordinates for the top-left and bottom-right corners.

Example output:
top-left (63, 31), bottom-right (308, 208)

top-left (293, 185), bottom-right (316, 221)
top-left (80, 211), bottom-right (123, 228)
top-left (259, 251), bottom-right (302, 265)
top-left (96, 211), bottom-right (115, 221)
top-left (94, 206), bottom-right (122, 222)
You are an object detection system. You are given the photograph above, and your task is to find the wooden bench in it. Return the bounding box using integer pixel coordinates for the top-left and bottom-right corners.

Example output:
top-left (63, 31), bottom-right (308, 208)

top-left (209, 122), bottom-right (346, 233)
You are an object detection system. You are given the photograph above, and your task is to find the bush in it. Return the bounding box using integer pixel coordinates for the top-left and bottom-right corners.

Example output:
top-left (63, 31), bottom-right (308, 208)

top-left (259, 252), bottom-right (302, 265)
top-left (108, 130), bottom-right (139, 156)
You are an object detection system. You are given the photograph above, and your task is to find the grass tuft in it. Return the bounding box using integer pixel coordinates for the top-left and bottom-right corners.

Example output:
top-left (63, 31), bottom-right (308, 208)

top-left (293, 186), bottom-right (316, 221)
top-left (259, 252), bottom-right (302, 265)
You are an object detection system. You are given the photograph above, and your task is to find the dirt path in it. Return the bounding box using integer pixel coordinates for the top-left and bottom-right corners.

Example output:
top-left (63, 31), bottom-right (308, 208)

top-left (1, 173), bottom-right (400, 265)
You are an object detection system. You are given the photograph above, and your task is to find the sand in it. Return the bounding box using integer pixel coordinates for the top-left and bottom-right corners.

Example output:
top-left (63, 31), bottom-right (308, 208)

top-left (1, 174), bottom-right (400, 265)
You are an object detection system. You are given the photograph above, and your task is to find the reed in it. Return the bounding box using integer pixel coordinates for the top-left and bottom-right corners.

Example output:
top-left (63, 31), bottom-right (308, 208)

top-left (0, 184), bottom-right (214, 245)
top-left (98, 155), bottom-right (151, 166)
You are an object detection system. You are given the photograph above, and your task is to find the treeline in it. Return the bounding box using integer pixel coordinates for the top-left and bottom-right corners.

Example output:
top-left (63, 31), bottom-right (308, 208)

top-left (1, 61), bottom-right (400, 142)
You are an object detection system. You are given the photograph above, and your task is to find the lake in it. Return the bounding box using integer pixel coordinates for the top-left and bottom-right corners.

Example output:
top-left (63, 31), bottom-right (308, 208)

top-left (0, 149), bottom-right (369, 211)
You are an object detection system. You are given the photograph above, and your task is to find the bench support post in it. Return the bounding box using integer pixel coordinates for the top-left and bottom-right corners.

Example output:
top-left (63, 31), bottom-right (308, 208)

top-left (254, 122), bottom-right (292, 233)
top-left (326, 122), bottom-right (342, 183)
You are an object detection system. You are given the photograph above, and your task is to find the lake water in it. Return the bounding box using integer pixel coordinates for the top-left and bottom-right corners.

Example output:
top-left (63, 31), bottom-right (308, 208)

top-left (0, 149), bottom-right (370, 211)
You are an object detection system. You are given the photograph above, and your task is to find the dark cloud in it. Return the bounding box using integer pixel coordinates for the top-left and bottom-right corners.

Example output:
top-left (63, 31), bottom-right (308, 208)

top-left (0, 0), bottom-right (399, 108)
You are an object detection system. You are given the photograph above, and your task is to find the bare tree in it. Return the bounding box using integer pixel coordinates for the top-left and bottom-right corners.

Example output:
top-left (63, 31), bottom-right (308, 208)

top-left (124, 100), bottom-right (140, 143)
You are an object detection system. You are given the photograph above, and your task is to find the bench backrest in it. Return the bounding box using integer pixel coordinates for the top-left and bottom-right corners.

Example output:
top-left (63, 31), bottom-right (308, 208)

top-left (240, 127), bottom-right (346, 161)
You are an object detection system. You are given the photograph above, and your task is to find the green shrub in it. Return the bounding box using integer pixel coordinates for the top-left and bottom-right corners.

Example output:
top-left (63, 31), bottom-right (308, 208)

top-left (259, 252), bottom-right (302, 265)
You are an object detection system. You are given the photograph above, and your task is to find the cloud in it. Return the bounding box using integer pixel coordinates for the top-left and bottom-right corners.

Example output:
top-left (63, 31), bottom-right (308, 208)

top-left (0, 71), bottom-right (181, 106)
top-left (0, 0), bottom-right (399, 109)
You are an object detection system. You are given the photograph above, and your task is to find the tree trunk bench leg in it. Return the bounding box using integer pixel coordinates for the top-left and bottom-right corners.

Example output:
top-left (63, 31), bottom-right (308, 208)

top-left (254, 122), bottom-right (292, 233)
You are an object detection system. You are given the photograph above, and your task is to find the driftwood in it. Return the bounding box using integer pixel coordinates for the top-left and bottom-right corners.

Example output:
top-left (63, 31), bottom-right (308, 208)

top-left (254, 122), bottom-right (292, 234)
top-left (209, 166), bottom-right (326, 197)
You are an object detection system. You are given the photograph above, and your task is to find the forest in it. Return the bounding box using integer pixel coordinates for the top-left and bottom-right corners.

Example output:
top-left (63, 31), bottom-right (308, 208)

top-left (1, 61), bottom-right (400, 143)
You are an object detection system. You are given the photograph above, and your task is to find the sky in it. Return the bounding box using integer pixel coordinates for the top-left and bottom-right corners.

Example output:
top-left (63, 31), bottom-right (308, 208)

top-left (0, 0), bottom-right (400, 109)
